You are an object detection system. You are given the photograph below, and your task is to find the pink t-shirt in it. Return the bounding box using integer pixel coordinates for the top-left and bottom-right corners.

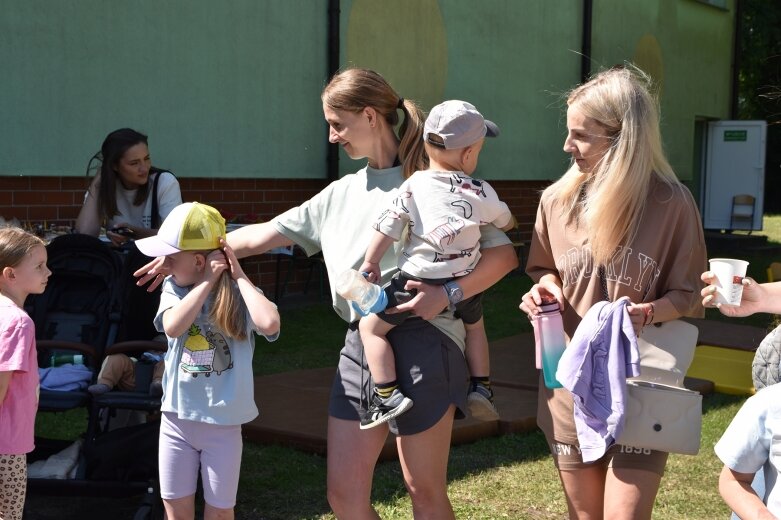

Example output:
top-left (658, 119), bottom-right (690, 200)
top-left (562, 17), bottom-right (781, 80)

top-left (0, 301), bottom-right (39, 454)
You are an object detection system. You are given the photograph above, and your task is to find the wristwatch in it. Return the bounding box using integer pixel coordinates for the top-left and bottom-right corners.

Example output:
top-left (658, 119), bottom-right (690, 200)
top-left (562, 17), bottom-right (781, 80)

top-left (443, 281), bottom-right (464, 311)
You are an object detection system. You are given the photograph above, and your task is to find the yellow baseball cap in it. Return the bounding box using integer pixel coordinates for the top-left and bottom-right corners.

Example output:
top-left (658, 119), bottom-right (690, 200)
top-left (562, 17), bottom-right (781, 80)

top-left (135, 202), bottom-right (226, 257)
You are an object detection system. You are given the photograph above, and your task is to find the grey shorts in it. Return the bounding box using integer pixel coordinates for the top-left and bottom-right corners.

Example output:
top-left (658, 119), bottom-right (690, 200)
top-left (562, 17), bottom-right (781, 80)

top-left (548, 439), bottom-right (669, 476)
top-left (329, 318), bottom-right (469, 436)
top-left (377, 272), bottom-right (483, 326)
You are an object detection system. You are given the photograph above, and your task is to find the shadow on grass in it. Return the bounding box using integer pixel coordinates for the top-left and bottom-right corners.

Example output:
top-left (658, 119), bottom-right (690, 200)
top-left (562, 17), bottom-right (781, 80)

top-left (234, 428), bottom-right (552, 519)
top-left (702, 391), bottom-right (748, 413)
top-left (236, 391), bottom-right (752, 518)
top-left (237, 444), bottom-right (331, 519)
top-left (359, 430), bottom-right (553, 519)
top-left (446, 429), bottom-right (551, 480)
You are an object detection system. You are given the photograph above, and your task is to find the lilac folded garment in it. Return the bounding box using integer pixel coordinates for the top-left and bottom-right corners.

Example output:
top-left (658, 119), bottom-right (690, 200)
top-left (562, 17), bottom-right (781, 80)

top-left (39, 364), bottom-right (92, 391)
top-left (556, 297), bottom-right (641, 462)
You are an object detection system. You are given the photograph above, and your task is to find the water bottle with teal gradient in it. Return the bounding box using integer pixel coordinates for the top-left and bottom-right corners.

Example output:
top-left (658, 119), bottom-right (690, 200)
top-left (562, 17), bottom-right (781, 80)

top-left (334, 269), bottom-right (388, 315)
top-left (534, 299), bottom-right (566, 389)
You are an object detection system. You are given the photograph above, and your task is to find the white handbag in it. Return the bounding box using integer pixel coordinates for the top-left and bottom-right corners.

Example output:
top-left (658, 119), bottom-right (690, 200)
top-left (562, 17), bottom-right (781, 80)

top-left (630, 319), bottom-right (699, 387)
top-left (618, 320), bottom-right (703, 455)
top-left (621, 380), bottom-right (702, 454)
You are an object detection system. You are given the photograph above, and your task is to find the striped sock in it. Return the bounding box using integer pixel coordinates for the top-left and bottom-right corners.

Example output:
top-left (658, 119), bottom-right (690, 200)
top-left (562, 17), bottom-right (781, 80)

top-left (375, 380), bottom-right (398, 399)
top-left (471, 376), bottom-right (491, 390)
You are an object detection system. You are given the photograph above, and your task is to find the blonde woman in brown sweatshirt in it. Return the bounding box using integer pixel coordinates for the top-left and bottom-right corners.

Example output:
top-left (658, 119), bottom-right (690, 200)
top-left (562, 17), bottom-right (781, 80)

top-left (520, 66), bottom-right (707, 520)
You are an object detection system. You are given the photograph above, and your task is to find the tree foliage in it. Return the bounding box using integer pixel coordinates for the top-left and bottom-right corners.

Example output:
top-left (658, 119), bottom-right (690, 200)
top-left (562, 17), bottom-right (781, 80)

top-left (738, 0), bottom-right (781, 211)
top-left (739, 0), bottom-right (781, 121)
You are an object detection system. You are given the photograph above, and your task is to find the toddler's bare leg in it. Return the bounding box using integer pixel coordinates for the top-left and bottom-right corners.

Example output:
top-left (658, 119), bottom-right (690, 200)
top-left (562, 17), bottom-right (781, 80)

top-left (464, 318), bottom-right (489, 377)
top-left (358, 315), bottom-right (397, 384)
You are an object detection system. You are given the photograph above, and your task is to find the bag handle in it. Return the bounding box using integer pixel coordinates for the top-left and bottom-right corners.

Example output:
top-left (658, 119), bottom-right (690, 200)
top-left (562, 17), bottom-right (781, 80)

top-left (599, 265), bottom-right (609, 302)
top-left (150, 169), bottom-right (163, 229)
top-left (599, 264), bottom-right (652, 305)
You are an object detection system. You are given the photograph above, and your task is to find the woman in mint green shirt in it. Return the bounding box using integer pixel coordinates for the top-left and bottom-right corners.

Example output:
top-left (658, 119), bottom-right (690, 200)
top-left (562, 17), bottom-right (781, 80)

top-left (138, 68), bottom-right (516, 519)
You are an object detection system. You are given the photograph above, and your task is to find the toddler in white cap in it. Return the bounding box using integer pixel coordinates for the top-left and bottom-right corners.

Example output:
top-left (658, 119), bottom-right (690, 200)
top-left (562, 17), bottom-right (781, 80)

top-left (346, 100), bottom-right (514, 429)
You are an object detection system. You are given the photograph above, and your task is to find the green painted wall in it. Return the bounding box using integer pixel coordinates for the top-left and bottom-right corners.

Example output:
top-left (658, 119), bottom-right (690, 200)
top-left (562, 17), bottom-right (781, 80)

top-left (0, 0), bottom-right (328, 178)
top-left (341, 0), bottom-right (582, 181)
top-left (592, 0), bottom-right (735, 182)
top-left (0, 0), bottom-right (734, 182)
top-left (340, 0), bottom-right (733, 182)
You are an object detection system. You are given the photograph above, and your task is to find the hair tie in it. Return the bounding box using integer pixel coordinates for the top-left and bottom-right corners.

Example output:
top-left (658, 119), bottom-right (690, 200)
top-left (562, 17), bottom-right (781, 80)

top-left (397, 97), bottom-right (405, 109)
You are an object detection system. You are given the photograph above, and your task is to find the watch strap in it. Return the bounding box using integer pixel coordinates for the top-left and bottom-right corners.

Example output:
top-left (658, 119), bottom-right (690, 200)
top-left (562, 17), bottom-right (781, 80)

top-left (443, 281), bottom-right (464, 311)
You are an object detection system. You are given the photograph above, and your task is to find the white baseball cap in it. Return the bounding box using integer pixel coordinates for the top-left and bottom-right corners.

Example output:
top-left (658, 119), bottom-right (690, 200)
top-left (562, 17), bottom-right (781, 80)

top-left (424, 100), bottom-right (499, 150)
top-left (135, 202), bottom-right (226, 257)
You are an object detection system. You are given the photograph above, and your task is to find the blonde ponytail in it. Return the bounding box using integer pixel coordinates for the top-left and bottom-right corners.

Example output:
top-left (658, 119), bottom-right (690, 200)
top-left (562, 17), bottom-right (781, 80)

top-left (397, 98), bottom-right (428, 179)
top-left (209, 272), bottom-right (247, 340)
top-left (322, 68), bottom-right (428, 179)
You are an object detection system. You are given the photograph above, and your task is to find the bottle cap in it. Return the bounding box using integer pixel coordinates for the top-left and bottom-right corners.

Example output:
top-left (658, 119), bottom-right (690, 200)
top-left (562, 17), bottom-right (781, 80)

top-left (540, 302), bottom-right (560, 314)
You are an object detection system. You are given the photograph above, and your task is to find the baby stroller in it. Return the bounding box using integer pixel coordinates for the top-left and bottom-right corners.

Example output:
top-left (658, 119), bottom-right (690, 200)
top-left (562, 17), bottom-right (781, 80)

top-left (26, 234), bottom-right (123, 411)
top-left (24, 233), bottom-right (165, 519)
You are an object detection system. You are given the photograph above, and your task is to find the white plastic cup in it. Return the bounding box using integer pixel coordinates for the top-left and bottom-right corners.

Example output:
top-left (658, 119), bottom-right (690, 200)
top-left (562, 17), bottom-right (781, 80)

top-left (709, 258), bottom-right (749, 305)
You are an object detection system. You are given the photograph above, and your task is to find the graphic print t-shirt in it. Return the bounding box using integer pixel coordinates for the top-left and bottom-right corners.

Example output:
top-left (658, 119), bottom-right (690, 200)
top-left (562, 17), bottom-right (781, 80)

top-left (154, 278), bottom-right (277, 425)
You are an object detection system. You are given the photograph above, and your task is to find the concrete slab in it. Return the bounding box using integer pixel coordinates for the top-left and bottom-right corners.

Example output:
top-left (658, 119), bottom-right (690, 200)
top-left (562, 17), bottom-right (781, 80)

top-left (683, 317), bottom-right (766, 352)
top-left (489, 334), bottom-right (539, 391)
top-left (243, 338), bottom-right (540, 460)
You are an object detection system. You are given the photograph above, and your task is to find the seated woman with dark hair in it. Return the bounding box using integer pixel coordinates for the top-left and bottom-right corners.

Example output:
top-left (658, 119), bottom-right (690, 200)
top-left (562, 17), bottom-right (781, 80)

top-left (75, 127), bottom-right (182, 247)
top-left (76, 128), bottom-right (182, 341)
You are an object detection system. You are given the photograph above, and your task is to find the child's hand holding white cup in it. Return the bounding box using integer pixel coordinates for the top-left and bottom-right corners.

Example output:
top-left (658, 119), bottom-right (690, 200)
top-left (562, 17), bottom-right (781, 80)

top-left (708, 258), bottom-right (750, 305)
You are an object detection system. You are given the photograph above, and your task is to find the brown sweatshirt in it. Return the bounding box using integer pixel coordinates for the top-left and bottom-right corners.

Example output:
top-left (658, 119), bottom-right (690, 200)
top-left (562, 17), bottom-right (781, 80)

top-left (526, 175), bottom-right (707, 444)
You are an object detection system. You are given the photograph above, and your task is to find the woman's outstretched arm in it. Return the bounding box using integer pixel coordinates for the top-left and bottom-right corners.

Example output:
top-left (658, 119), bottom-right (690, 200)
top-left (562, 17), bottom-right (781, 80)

top-left (135, 221), bottom-right (296, 292)
top-left (225, 222), bottom-right (294, 259)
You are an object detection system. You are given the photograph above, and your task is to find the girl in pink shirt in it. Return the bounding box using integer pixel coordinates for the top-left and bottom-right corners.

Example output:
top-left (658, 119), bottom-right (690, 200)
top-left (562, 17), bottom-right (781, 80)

top-left (0, 227), bottom-right (50, 520)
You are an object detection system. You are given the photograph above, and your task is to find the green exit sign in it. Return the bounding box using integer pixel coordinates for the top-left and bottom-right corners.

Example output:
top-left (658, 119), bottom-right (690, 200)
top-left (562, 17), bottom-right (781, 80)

top-left (724, 130), bottom-right (747, 142)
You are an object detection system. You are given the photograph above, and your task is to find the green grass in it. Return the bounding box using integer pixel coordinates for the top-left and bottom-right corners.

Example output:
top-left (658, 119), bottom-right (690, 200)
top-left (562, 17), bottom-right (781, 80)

top-left (34, 216), bottom-right (781, 518)
top-left (231, 393), bottom-right (748, 519)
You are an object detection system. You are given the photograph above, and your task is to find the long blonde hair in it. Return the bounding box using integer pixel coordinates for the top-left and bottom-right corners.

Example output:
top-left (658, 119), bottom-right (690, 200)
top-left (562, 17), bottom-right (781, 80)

top-left (546, 65), bottom-right (681, 267)
top-left (321, 67), bottom-right (427, 179)
top-left (209, 269), bottom-right (247, 340)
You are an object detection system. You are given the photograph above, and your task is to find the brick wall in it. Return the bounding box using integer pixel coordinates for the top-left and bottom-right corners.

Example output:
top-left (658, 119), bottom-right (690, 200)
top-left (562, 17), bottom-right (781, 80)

top-left (1, 176), bottom-right (548, 298)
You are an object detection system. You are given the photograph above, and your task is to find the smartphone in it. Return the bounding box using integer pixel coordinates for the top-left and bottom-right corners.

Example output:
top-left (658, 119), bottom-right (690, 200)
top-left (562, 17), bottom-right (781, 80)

top-left (110, 227), bottom-right (135, 237)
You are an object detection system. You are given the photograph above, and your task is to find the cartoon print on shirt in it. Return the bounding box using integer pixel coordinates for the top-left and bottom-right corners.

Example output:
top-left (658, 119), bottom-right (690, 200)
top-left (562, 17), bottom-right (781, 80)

top-left (450, 200), bottom-right (473, 219)
top-left (449, 173), bottom-right (486, 198)
top-left (180, 324), bottom-right (233, 377)
top-left (376, 209), bottom-right (403, 230)
top-left (207, 330), bottom-right (233, 375)
top-left (393, 191), bottom-right (412, 213)
top-left (432, 247), bottom-right (476, 263)
top-left (423, 217), bottom-right (465, 248)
